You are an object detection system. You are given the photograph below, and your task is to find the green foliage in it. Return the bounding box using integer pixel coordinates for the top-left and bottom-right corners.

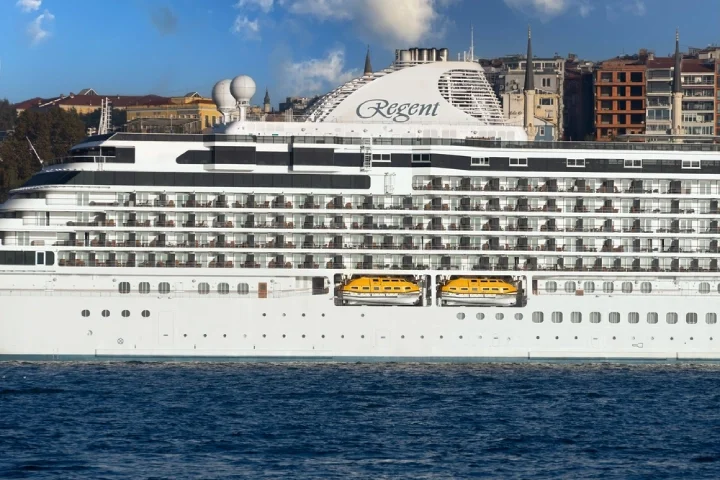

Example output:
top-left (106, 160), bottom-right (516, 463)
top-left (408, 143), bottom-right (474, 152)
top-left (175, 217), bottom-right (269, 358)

top-left (0, 99), bottom-right (16, 130)
top-left (0, 107), bottom-right (86, 199)
top-left (78, 108), bottom-right (127, 132)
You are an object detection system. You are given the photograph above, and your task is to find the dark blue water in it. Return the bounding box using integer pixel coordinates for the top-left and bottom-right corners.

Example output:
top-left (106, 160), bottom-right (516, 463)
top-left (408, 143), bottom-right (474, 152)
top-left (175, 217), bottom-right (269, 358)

top-left (1, 362), bottom-right (720, 479)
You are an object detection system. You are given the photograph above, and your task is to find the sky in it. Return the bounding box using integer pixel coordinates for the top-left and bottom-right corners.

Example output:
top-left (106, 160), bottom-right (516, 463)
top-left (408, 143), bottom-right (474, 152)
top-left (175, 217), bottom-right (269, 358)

top-left (1, 0), bottom-right (720, 105)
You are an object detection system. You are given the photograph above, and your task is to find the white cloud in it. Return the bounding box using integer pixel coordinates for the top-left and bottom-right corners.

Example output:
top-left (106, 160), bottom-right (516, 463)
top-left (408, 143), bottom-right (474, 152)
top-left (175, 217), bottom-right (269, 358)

top-left (503, 0), bottom-right (571, 17)
top-left (283, 48), bottom-right (358, 94)
top-left (16, 0), bottom-right (41, 12)
top-left (235, 0), bottom-right (275, 14)
top-left (505, 0), bottom-right (644, 19)
top-left (27, 9), bottom-right (54, 45)
top-left (623, 0), bottom-right (646, 16)
top-left (232, 15), bottom-right (261, 39)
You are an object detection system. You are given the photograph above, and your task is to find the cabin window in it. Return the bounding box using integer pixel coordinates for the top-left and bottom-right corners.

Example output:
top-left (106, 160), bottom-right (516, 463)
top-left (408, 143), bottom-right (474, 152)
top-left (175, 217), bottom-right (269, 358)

top-left (551, 312), bottom-right (563, 323)
top-left (622, 282), bottom-right (633, 293)
top-left (471, 157), bottom-right (490, 166)
top-left (640, 282), bottom-right (652, 293)
top-left (624, 159), bottom-right (642, 168)
top-left (590, 312), bottom-right (601, 323)
top-left (411, 154), bottom-right (430, 163)
top-left (476, 313), bottom-right (485, 320)
top-left (238, 283), bottom-right (250, 295)
top-left (571, 312), bottom-right (582, 323)
top-left (628, 312), bottom-right (640, 324)
top-left (159, 282), bottom-right (171, 294)
top-left (545, 281), bottom-right (557, 293)
top-left (584, 281), bottom-right (595, 293)
top-left (706, 313), bottom-right (717, 324)
top-left (509, 158), bottom-right (528, 167)
top-left (647, 312), bottom-right (659, 324)
top-left (666, 312), bottom-right (678, 324)
top-left (699, 282), bottom-right (711, 294)
top-left (139, 282), bottom-right (150, 294)
top-left (564, 281), bottom-right (576, 293)
top-left (198, 283), bottom-right (210, 295)
top-left (218, 283), bottom-right (230, 295)
top-left (372, 153), bottom-right (391, 162)
top-left (609, 312), bottom-right (620, 324)
top-left (496, 313), bottom-right (504, 320)
top-left (567, 158), bottom-right (585, 167)
top-left (603, 282), bottom-right (614, 293)
top-left (515, 313), bottom-right (523, 320)
top-left (682, 160), bottom-right (701, 169)
top-left (687, 313), bottom-right (698, 324)
top-left (532, 312), bottom-right (544, 323)
top-left (118, 282), bottom-right (131, 294)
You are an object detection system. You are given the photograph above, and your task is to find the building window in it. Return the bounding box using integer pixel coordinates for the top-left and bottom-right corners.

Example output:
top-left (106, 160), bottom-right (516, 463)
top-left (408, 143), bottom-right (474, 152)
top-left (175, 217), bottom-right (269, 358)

top-left (218, 283), bottom-right (230, 295)
top-left (372, 153), bottom-right (391, 162)
top-left (540, 97), bottom-right (553, 105)
top-left (647, 312), bottom-right (659, 324)
top-left (198, 282), bottom-right (210, 295)
top-left (118, 282), bottom-right (131, 294)
top-left (667, 312), bottom-right (678, 324)
top-left (471, 157), bottom-right (489, 166)
top-left (699, 282), bottom-right (711, 294)
top-left (622, 282), bottom-right (633, 293)
top-left (545, 281), bottom-right (557, 293)
top-left (628, 312), bottom-right (640, 324)
top-left (237, 283), bottom-right (250, 295)
top-left (567, 159), bottom-right (585, 168)
top-left (687, 312), bottom-right (698, 324)
top-left (159, 282), bottom-right (171, 294)
top-left (532, 312), bottom-right (544, 323)
top-left (603, 282), bottom-right (614, 293)
top-left (590, 312), bottom-right (601, 323)
top-left (706, 313), bottom-right (717, 324)
top-left (551, 312), bottom-right (563, 323)
top-left (139, 282), bottom-right (150, 294)
top-left (537, 127), bottom-right (545, 136)
top-left (624, 159), bottom-right (642, 168)
top-left (682, 160), bottom-right (701, 169)
top-left (411, 153), bottom-right (430, 163)
top-left (509, 158), bottom-right (528, 167)
top-left (571, 312), bottom-right (582, 323)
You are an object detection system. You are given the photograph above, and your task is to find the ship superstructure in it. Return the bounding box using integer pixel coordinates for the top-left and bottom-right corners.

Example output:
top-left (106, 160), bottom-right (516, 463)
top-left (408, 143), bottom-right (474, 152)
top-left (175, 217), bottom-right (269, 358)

top-left (1, 42), bottom-right (720, 361)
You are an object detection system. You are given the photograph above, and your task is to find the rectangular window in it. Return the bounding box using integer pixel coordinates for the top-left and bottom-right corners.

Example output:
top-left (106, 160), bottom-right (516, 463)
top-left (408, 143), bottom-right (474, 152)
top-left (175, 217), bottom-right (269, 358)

top-left (411, 153), bottom-right (430, 163)
top-left (682, 160), bottom-right (701, 169)
top-left (471, 157), bottom-right (489, 166)
top-left (509, 158), bottom-right (528, 167)
top-left (540, 98), bottom-right (553, 106)
top-left (624, 159), bottom-right (642, 168)
top-left (372, 153), bottom-right (391, 162)
top-left (567, 159), bottom-right (585, 167)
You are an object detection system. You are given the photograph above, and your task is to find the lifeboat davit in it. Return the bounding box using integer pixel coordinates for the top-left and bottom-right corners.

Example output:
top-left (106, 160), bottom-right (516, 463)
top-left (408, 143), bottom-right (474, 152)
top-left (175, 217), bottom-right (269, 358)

top-left (440, 278), bottom-right (517, 306)
top-left (341, 276), bottom-right (421, 306)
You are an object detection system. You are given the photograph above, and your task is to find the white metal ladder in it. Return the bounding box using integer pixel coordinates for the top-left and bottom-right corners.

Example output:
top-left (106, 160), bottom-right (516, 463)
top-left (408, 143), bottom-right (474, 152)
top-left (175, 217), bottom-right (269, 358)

top-left (361, 137), bottom-right (372, 171)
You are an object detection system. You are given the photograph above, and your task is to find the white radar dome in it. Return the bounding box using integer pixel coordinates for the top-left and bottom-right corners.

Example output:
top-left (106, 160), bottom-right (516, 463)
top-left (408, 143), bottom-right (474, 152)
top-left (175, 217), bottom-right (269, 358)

top-left (212, 79), bottom-right (236, 110)
top-left (230, 75), bottom-right (256, 104)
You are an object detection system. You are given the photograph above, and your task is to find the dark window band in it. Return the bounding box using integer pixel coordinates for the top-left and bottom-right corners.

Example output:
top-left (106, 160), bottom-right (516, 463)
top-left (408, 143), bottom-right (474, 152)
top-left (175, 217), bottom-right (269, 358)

top-left (22, 171), bottom-right (371, 190)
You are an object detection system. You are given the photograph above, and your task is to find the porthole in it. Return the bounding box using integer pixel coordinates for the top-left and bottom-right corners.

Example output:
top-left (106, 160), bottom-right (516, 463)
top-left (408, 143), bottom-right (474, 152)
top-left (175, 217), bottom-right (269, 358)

top-left (495, 313), bottom-right (504, 320)
top-left (262, 313), bottom-right (266, 317)
top-left (283, 334), bottom-right (286, 338)
top-left (571, 312), bottom-right (582, 324)
top-left (223, 334), bottom-right (227, 338)
top-left (102, 310), bottom-right (110, 318)
top-left (203, 334), bottom-right (207, 338)
top-left (302, 313), bottom-right (306, 317)
top-left (609, 312), bottom-right (620, 324)
top-left (440, 335), bottom-right (444, 339)
top-left (514, 313), bottom-right (523, 320)
top-left (321, 335), bottom-right (325, 338)
top-left (532, 312), bottom-right (544, 323)
top-left (361, 335), bottom-right (365, 339)
top-left (141, 310), bottom-right (150, 318)
top-left (302, 334), bottom-right (306, 338)
top-left (666, 312), bottom-right (678, 324)
top-left (263, 334), bottom-right (266, 338)
top-left (81, 310), bottom-right (90, 317)
top-left (159, 282), bottom-right (171, 294)
top-left (476, 313), bottom-right (485, 320)
top-left (459, 336), bottom-right (463, 339)
top-left (121, 310), bottom-right (130, 318)
top-left (456, 312), bottom-right (465, 320)
top-left (551, 312), bottom-right (563, 324)
top-left (401, 335), bottom-right (405, 339)
top-left (139, 282), bottom-right (151, 294)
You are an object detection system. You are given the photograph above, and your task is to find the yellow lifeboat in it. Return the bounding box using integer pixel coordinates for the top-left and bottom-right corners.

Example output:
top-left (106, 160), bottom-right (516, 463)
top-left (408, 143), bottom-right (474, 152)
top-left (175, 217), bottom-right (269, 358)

top-left (440, 278), bottom-right (517, 306)
top-left (341, 276), bottom-right (421, 306)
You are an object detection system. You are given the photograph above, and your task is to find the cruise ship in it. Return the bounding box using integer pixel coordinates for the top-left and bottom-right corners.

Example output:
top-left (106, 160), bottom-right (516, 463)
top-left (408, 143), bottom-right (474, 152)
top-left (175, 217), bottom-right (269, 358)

top-left (3, 35), bottom-right (720, 361)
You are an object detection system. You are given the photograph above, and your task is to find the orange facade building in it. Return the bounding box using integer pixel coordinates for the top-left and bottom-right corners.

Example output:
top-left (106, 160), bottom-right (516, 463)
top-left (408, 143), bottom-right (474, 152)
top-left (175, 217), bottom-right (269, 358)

top-left (594, 57), bottom-right (647, 141)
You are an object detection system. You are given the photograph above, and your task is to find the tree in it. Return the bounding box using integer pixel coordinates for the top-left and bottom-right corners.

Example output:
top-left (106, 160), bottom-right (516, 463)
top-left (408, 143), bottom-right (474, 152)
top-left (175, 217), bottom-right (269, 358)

top-left (0, 107), bottom-right (86, 199)
top-left (78, 108), bottom-right (127, 133)
top-left (0, 99), bottom-right (16, 130)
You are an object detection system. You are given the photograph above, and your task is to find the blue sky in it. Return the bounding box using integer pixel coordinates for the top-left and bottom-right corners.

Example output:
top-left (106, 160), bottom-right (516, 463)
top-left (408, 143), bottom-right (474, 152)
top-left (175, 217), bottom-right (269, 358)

top-left (1, 0), bottom-right (720, 105)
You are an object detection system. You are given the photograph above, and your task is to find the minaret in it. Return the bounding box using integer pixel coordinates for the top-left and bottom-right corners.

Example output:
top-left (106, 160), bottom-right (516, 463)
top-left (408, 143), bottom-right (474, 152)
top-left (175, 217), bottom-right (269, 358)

top-left (524, 26), bottom-right (536, 140)
top-left (671, 29), bottom-right (683, 139)
top-left (364, 46), bottom-right (373, 76)
top-left (263, 87), bottom-right (271, 114)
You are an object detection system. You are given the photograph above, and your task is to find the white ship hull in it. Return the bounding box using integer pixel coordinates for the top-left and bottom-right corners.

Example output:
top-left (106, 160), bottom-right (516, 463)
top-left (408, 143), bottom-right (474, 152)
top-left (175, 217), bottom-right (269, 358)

top-left (440, 294), bottom-right (517, 307)
top-left (1, 269), bottom-right (719, 362)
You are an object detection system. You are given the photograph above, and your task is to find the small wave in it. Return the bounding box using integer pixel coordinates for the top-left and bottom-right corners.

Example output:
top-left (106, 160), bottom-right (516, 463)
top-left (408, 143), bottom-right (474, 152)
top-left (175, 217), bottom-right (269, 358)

top-left (0, 388), bottom-right (65, 395)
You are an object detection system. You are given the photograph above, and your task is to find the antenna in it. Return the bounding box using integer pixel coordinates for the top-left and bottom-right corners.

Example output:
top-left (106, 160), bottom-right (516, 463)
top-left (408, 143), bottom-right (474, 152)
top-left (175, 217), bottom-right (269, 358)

top-left (26, 137), bottom-right (43, 165)
top-left (98, 98), bottom-right (112, 135)
top-left (470, 24), bottom-right (475, 62)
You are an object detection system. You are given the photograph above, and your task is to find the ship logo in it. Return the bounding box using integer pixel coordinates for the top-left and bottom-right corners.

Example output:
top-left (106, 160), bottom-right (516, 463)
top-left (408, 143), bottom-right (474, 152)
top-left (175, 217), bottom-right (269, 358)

top-left (356, 99), bottom-right (440, 123)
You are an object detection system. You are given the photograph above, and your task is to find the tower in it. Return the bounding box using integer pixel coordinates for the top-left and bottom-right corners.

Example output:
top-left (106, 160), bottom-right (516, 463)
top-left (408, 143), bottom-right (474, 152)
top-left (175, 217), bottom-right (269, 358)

top-left (364, 46), bottom-right (373, 76)
top-left (524, 26), bottom-right (536, 140)
top-left (263, 87), bottom-right (271, 114)
top-left (671, 29), bottom-right (683, 139)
